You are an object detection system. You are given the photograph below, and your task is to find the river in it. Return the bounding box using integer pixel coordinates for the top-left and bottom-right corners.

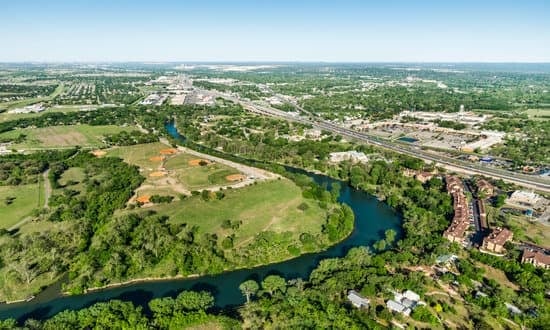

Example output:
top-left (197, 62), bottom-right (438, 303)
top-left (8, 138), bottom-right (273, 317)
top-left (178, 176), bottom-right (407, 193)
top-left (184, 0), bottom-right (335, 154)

top-left (0, 123), bottom-right (401, 322)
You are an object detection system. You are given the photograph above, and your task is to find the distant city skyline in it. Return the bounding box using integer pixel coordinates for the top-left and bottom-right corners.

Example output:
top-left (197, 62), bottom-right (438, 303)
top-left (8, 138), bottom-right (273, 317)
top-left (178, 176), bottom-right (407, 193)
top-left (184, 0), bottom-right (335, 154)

top-left (1, 0), bottom-right (549, 62)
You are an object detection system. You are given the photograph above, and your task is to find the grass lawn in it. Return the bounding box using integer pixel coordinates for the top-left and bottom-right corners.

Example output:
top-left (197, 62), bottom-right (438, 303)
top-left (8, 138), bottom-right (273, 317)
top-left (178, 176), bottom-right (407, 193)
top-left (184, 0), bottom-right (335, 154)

top-left (131, 179), bottom-right (326, 246)
top-left (106, 142), bottom-right (169, 169)
top-left (165, 154), bottom-right (240, 190)
top-left (507, 215), bottom-right (550, 247)
top-left (58, 167), bottom-right (86, 193)
top-left (0, 124), bottom-right (134, 149)
top-left (523, 108), bottom-right (550, 120)
top-left (0, 184), bottom-right (41, 229)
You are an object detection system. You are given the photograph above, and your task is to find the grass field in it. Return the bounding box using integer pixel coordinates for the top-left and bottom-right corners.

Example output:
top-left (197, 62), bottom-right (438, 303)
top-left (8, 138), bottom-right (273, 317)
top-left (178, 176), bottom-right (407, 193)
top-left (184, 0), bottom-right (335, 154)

top-left (0, 124), bottom-right (133, 149)
top-left (58, 167), bottom-right (86, 193)
top-left (137, 179), bottom-right (325, 246)
top-left (523, 108), bottom-right (550, 120)
top-left (107, 143), bottom-right (242, 192)
top-left (0, 184), bottom-right (41, 229)
top-left (164, 153), bottom-right (240, 190)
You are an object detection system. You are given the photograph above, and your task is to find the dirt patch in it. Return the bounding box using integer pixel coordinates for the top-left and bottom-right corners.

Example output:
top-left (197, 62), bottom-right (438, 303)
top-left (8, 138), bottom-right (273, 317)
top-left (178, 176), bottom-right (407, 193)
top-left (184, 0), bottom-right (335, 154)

top-left (91, 150), bottom-right (107, 157)
top-left (188, 159), bottom-right (211, 166)
top-left (39, 131), bottom-right (88, 147)
top-left (149, 156), bottom-right (165, 162)
top-left (160, 148), bottom-right (178, 155)
top-left (149, 171), bottom-right (167, 177)
top-left (136, 195), bottom-right (150, 203)
top-left (226, 174), bottom-right (246, 182)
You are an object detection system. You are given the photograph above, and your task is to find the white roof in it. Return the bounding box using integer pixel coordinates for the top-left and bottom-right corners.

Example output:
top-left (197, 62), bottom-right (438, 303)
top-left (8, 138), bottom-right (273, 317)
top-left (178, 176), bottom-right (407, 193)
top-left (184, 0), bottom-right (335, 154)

top-left (403, 290), bottom-right (420, 302)
top-left (347, 290), bottom-right (369, 306)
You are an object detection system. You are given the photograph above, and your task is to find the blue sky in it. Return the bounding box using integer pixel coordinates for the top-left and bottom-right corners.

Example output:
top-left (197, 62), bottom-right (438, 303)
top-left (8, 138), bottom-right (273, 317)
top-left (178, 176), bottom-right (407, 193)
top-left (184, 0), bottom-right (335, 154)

top-left (1, 0), bottom-right (549, 62)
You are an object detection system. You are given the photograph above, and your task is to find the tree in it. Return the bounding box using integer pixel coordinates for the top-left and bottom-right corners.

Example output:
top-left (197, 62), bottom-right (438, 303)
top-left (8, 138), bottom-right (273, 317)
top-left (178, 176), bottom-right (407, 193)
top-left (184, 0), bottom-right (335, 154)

top-left (261, 275), bottom-right (287, 296)
top-left (239, 280), bottom-right (259, 303)
top-left (384, 229), bottom-right (397, 245)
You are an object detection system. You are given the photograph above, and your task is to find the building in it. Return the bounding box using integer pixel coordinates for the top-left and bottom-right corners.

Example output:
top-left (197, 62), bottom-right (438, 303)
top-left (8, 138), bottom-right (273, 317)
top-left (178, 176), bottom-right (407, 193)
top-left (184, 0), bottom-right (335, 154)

top-left (477, 199), bottom-right (488, 229)
top-left (443, 175), bottom-right (470, 243)
top-left (482, 227), bottom-right (513, 253)
top-left (347, 290), bottom-right (370, 308)
top-left (386, 300), bottom-right (411, 316)
top-left (8, 103), bottom-right (46, 114)
top-left (329, 151), bottom-right (369, 164)
top-left (476, 179), bottom-right (494, 196)
top-left (506, 190), bottom-right (542, 209)
top-left (386, 290), bottom-right (423, 317)
top-left (521, 249), bottom-right (550, 269)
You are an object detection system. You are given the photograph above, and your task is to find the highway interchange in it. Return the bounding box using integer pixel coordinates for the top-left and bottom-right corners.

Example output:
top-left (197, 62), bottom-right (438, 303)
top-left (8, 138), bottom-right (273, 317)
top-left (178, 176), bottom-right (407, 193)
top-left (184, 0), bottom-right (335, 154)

top-left (201, 89), bottom-right (550, 193)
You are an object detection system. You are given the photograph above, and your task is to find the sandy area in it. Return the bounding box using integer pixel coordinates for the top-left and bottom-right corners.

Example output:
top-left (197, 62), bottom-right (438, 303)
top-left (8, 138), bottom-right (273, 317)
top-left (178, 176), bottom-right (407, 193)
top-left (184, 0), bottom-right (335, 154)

top-left (226, 174), bottom-right (246, 182)
top-left (188, 159), bottom-right (211, 166)
top-left (91, 150), bottom-right (107, 157)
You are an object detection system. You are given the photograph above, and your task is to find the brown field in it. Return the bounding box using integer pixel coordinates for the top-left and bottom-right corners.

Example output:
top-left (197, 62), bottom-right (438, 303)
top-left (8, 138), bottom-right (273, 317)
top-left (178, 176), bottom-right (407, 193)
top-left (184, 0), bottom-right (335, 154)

top-left (160, 148), bottom-right (178, 155)
top-left (149, 171), bottom-right (167, 177)
top-left (188, 158), bottom-right (211, 166)
top-left (91, 150), bottom-right (107, 157)
top-left (149, 156), bottom-right (165, 162)
top-left (226, 174), bottom-right (246, 182)
top-left (136, 195), bottom-right (151, 203)
top-left (40, 131), bottom-right (88, 147)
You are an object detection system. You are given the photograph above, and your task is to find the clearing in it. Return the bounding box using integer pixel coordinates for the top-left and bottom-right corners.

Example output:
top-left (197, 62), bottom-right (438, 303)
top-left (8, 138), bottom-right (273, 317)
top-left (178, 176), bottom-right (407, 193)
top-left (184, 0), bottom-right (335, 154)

top-left (106, 143), bottom-right (252, 202)
top-left (140, 179), bottom-right (326, 247)
top-left (0, 183), bottom-right (42, 229)
top-left (0, 124), bottom-right (134, 150)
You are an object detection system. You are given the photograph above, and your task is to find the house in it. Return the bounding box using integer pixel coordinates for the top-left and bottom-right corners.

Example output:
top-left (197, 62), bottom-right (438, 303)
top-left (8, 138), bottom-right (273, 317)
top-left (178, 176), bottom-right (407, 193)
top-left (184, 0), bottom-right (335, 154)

top-left (482, 227), bottom-right (513, 253)
top-left (386, 290), bottom-right (423, 316)
top-left (386, 300), bottom-right (411, 316)
top-left (521, 249), bottom-right (550, 269)
top-left (436, 254), bottom-right (458, 265)
top-left (347, 290), bottom-right (369, 308)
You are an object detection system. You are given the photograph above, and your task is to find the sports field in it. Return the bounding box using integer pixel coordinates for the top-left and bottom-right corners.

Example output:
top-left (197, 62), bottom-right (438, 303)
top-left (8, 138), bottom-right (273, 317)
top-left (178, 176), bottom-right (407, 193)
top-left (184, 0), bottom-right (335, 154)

top-left (0, 124), bottom-right (133, 149)
top-left (145, 179), bottom-right (325, 246)
top-left (106, 143), bottom-right (243, 198)
top-left (0, 184), bottom-right (42, 229)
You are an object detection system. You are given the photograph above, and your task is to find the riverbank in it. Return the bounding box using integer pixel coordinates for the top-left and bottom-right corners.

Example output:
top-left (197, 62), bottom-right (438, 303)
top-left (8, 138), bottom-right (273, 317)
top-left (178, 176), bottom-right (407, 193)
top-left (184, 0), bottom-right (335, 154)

top-left (61, 221), bottom-right (355, 297)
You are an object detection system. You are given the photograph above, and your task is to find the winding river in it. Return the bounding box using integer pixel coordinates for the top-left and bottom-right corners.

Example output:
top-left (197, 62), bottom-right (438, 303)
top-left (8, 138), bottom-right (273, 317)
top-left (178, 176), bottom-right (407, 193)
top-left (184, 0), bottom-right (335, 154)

top-left (0, 124), bottom-right (402, 322)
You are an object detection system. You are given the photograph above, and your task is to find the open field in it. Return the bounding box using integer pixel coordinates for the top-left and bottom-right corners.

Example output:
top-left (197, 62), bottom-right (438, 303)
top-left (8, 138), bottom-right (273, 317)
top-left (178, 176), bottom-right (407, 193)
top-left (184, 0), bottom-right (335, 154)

top-left (58, 167), bottom-right (86, 193)
top-left (106, 143), bottom-right (244, 198)
top-left (0, 184), bottom-right (41, 229)
top-left (138, 179), bottom-right (325, 246)
top-left (0, 124), bottom-right (133, 149)
top-left (523, 108), bottom-right (550, 120)
top-left (508, 215), bottom-right (550, 247)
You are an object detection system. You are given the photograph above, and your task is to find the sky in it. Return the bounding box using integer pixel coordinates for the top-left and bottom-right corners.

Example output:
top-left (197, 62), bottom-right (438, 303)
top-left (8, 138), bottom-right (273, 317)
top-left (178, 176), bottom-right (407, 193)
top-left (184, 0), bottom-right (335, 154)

top-left (1, 0), bottom-right (549, 62)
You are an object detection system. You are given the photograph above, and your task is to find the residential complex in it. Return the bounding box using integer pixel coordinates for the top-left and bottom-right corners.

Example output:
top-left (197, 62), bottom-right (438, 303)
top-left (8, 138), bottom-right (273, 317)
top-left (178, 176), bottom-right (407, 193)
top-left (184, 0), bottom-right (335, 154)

top-left (482, 227), bottom-right (513, 253)
top-left (521, 249), bottom-right (550, 269)
top-left (443, 175), bottom-right (470, 243)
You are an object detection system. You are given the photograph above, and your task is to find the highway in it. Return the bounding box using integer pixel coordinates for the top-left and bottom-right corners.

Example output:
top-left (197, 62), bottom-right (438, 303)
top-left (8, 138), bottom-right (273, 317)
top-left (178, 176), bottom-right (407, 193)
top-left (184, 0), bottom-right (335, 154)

top-left (203, 90), bottom-right (550, 193)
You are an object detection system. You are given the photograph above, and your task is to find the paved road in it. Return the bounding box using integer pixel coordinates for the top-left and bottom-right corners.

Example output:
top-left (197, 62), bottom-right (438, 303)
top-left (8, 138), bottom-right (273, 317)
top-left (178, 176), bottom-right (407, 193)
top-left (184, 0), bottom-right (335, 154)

top-left (204, 90), bottom-right (550, 193)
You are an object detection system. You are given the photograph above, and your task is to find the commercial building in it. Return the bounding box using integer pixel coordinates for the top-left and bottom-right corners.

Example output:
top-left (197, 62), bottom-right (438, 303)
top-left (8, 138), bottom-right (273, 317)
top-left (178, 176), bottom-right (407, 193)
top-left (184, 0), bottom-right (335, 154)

top-left (521, 249), bottom-right (550, 269)
top-left (482, 227), bottom-right (513, 253)
top-left (506, 190), bottom-right (542, 209)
